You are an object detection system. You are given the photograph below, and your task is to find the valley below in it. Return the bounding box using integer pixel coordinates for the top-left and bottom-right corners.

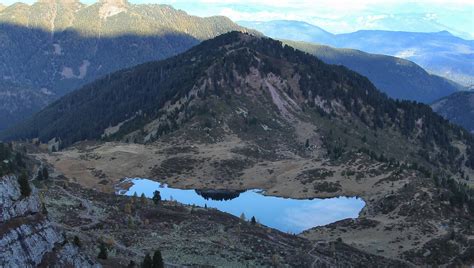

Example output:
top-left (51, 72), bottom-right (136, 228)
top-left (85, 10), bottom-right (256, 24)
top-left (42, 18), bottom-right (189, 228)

top-left (31, 137), bottom-right (473, 266)
top-left (17, 142), bottom-right (396, 267)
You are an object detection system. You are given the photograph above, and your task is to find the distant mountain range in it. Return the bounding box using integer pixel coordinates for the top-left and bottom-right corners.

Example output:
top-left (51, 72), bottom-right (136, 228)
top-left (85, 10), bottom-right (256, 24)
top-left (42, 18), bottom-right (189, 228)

top-left (0, 0), bottom-right (253, 130)
top-left (284, 40), bottom-right (463, 103)
top-left (315, 12), bottom-right (474, 40)
top-left (431, 91), bottom-right (474, 133)
top-left (239, 20), bottom-right (474, 88)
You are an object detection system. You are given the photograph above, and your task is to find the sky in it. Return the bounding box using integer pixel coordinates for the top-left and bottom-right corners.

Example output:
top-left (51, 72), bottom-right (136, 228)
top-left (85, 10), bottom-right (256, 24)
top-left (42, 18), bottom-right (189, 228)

top-left (1, 0), bottom-right (473, 39)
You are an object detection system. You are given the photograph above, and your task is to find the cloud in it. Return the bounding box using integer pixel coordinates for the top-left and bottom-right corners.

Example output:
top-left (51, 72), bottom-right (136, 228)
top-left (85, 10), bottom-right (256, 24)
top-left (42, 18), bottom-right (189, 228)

top-left (219, 7), bottom-right (299, 22)
top-left (423, 13), bottom-right (438, 21)
top-left (356, 14), bottom-right (390, 28)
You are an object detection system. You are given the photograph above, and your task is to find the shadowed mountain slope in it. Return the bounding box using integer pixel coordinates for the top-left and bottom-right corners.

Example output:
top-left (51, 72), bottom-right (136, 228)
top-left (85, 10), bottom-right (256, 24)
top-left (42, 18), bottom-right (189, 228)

top-left (285, 40), bottom-right (462, 103)
top-left (431, 91), bottom-right (474, 133)
top-left (0, 0), bottom-right (254, 130)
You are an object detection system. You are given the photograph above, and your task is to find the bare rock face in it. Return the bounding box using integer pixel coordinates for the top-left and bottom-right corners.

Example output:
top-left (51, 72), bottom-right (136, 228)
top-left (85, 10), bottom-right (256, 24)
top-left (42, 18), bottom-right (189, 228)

top-left (1, 220), bottom-right (64, 267)
top-left (0, 175), bottom-right (41, 222)
top-left (0, 175), bottom-right (99, 268)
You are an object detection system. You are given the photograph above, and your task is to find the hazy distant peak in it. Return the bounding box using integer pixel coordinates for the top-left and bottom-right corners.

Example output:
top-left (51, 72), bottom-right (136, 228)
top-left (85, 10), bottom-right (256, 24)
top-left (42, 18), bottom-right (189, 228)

top-left (238, 20), bottom-right (334, 43)
top-left (436, 30), bottom-right (455, 36)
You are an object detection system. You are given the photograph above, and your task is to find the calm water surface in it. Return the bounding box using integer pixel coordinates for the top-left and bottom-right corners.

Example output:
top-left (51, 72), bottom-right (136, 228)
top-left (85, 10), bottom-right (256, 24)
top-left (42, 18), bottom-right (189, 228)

top-left (118, 178), bottom-right (365, 234)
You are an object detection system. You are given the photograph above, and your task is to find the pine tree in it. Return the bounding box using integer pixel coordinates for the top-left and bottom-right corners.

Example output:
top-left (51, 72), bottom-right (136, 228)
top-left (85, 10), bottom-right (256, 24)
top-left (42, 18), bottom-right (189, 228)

top-left (98, 243), bottom-right (108, 260)
top-left (142, 253), bottom-right (152, 268)
top-left (152, 190), bottom-right (161, 205)
top-left (132, 192), bottom-right (138, 204)
top-left (36, 168), bottom-right (44, 180)
top-left (42, 167), bottom-right (49, 180)
top-left (140, 193), bottom-right (147, 205)
top-left (18, 172), bottom-right (31, 197)
top-left (250, 216), bottom-right (256, 225)
top-left (73, 236), bottom-right (82, 248)
top-left (152, 250), bottom-right (164, 268)
top-left (14, 152), bottom-right (25, 168)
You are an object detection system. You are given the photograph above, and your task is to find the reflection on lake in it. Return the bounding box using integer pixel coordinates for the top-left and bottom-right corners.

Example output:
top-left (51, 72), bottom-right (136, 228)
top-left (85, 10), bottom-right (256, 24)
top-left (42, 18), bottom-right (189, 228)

top-left (118, 178), bottom-right (365, 234)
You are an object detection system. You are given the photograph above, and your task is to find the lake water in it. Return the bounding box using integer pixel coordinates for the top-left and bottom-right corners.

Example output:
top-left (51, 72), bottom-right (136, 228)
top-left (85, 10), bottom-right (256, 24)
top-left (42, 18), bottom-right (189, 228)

top-left (117, 178), bottom-right (365, 234)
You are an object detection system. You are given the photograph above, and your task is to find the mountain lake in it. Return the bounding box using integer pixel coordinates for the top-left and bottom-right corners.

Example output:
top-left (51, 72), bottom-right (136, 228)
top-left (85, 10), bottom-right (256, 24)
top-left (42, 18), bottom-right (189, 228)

top-left (117, 178), bottom-right (365, 234)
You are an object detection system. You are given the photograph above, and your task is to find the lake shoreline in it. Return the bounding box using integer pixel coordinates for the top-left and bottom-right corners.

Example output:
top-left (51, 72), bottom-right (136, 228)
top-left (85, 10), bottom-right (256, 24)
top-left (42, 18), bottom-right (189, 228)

top-left (116, 177), bottom-right (366, 234)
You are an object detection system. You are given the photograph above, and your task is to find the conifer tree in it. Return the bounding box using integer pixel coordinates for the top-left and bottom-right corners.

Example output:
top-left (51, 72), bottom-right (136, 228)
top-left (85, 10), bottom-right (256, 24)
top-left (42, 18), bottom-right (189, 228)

top-left (140, 193), bottom-right (147, 205)
top-left (18, 172), bottom-right (31, 197)
top-left (152, 190), bottom-right (161, 205)
top-left (42, 167), bottom-right (49, 180)
top-left (142, 253), bottom-right (152, 268)
top-left (251, 216), bottom-right (256, 225)
top-left (98, 243), bottom-right (108, 260)
top-left (152, 250), bottom-right (164, 268)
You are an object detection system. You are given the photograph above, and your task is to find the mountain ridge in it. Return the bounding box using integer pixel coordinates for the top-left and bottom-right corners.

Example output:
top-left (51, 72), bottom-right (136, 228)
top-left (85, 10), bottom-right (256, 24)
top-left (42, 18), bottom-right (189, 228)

top-left (284, 40), bottom-right (463, 103)
top-left (3, 31), bottom-right (473, 178)
top-left (240, 20), bottom-right (474, 88)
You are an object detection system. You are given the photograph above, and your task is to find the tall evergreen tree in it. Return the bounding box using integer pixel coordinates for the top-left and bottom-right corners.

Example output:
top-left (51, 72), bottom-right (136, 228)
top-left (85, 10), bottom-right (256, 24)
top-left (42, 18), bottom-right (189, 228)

top-left (42, 167), bottom-right (49, 180)
top-left (142, 253), bottom-right (152, 268)
top-left (140, 193), bottom-right (147, 205)
top-left (98, 243), bottom-right (108, 260)
top-left (152, 190), bottom-right (161, 205)
top-left (251, 216), bottom-right (257, 225)
top-left (152, 250), bottom-right (164, 268)
top-left (18, 172), bottom-right (31, 197)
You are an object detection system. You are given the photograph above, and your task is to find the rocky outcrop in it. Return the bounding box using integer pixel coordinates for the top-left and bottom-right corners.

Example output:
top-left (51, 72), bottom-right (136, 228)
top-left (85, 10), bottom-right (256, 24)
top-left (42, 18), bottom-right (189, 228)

top-left (0, 175), bottom-right (99, 268)
top-left (0, 175), bottom-right (41, 222)
top-left (1, 219), bottom-right (64, 267)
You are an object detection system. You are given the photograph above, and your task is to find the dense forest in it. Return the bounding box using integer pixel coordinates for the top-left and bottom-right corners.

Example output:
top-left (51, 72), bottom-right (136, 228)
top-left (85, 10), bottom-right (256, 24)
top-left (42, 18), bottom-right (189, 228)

top-left (431, 91), bottom-right (474, 133)
top-left (0, 142), bottom-right (26, 177)
top-left (0, 1), bottom-right (256, 130)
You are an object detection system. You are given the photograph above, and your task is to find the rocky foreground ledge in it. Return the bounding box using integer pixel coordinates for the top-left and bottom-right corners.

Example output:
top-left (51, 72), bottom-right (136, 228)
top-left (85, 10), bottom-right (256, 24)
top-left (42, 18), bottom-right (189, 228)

top-left (0, 175), bottom-right (98, 268)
